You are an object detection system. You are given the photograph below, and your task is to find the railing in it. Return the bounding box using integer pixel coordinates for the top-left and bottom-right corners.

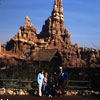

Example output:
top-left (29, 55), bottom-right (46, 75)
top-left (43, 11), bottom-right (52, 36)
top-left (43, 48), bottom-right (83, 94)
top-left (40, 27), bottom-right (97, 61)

top-left (67, 80), bottom-right (91, 89)
top-left (0, 79), bottom-right (38, 95)
top-left (0, 79), bottom-right (34, 90)
top-left (0, 79), bottom-right (91, 90)
top-left (0, 79), bottom-right (33, 82)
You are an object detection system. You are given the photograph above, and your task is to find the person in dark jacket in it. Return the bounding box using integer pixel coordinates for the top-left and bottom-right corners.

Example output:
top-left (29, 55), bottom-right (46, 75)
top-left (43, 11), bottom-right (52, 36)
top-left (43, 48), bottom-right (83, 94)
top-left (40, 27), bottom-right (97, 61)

top-left (47, 75), bottom-right (55, 97)
top-left (58, 66), bottom-right (68, 96)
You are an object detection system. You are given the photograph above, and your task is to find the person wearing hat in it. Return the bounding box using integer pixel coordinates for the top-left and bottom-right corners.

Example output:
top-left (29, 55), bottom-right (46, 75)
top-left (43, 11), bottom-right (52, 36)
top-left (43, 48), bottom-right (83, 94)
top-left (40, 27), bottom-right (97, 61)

top-left (58, 66), bottom-right (68, 96)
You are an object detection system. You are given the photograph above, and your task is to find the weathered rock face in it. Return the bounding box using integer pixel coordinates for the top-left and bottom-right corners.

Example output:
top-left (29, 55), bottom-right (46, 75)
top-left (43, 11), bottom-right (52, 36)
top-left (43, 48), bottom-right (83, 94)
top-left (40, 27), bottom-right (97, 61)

top-left (2, 0), bottom-right (100, 68)
top-left (39, 0), bottom-right (71, 47)
top-left (38, 0), bottom-right (82, 68)
top-left (37, 0), bottom-right (100, 68)
top-left (6, 16), bottom-right (38, 55)
top-left (80, 47), bottom-right (100, 68)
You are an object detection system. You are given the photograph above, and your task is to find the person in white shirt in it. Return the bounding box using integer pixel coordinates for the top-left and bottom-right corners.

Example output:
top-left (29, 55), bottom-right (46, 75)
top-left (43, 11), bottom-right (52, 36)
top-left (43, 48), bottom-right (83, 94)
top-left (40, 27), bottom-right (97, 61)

top-left (37, 70), bottom-right (44, 97)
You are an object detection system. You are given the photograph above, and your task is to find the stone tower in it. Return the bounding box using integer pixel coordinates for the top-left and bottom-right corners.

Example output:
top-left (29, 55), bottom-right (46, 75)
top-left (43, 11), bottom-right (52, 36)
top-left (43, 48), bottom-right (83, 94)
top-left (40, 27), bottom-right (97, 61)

top-left (12, 16), bottom-right (37, 42)
top-left (6, 16), bottom-right (38, 54)
top-left (39, 0), bottom-right (71, 46)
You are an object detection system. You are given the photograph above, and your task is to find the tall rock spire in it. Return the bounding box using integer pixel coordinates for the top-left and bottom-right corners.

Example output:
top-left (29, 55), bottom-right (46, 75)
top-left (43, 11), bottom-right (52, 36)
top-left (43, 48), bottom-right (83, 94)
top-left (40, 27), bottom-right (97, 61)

top-left (52, 0), bottom-right (63, 20)
top-left (6, 16), bottom-right (38, 54)
top-left (54, 0), bottom-right (57, 5)
top-left (59, 0), bottom-right (62, 7)
top-left (58, 0), bottom-right (64, 21)
top-left (12, 16), bottom-right (37, 42)
top-left (39, 0), bottom-right (71, 46)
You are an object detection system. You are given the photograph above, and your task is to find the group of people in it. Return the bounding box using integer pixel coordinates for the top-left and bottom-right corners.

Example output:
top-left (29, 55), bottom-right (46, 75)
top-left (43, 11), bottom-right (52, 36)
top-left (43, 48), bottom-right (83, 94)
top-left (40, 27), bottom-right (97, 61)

top-left (37, 66), bottom-right (68, 97)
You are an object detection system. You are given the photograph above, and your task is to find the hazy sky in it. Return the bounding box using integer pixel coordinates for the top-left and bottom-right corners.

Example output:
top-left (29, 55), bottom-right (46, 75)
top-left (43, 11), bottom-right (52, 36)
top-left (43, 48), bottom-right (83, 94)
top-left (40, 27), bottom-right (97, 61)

top-left (0, 0), bottom-right (100, 49)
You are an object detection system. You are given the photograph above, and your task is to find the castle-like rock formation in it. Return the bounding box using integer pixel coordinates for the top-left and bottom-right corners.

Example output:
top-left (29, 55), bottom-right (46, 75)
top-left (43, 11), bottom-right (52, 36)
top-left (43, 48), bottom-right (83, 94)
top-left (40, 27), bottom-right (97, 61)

top-left (39, 0), bottom-right (71, 46)
top-left (6, 16), bottom-right (38, 55)
top-left (14, 16), bottom-right (37, 43)
top-left (0, 0), bottom-right (100, 68)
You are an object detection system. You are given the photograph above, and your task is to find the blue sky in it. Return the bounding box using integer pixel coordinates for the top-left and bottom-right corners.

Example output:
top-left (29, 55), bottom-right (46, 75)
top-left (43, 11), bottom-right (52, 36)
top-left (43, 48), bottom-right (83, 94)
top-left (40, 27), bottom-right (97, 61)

top-left (0, 0), bottom-right (100, 49)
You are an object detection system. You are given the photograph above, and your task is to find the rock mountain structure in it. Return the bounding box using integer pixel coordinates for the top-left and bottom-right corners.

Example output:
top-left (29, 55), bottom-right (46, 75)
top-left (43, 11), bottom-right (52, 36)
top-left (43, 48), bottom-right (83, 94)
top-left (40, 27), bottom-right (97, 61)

top-left (6, 16), bottom-right (37, 55)
top-left (0, 0), bottom-right (100, 68)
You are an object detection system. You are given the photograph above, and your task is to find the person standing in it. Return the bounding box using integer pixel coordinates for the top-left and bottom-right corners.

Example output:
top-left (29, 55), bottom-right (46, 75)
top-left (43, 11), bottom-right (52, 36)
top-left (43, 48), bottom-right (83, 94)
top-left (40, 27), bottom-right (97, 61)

top-left (53, 71), bottom-right (59, 88)
top-left (53, 71), bottom-right (59, 96)
top-left (37, 70), bottom-right (44, 97)
top-left (58, 66), bottom-right (68, 96)
top-left (43, 72), bottom-right (48, 96)
top-left (48, 74), bottom-right (55, 97)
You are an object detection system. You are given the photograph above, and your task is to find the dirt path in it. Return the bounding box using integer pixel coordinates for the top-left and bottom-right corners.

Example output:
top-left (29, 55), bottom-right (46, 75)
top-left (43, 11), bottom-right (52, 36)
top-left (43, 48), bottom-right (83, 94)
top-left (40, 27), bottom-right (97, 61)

top-left (0, 95), bottom-right (99, 100)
